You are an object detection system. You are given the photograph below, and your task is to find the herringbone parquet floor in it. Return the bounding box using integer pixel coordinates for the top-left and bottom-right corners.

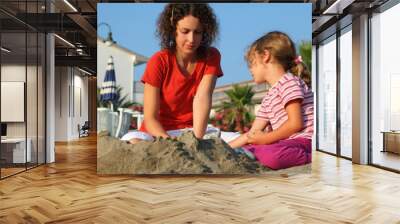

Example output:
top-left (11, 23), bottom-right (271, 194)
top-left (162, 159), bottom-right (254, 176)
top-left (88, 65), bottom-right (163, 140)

top-left (1, 135), bottom-right (400, 223)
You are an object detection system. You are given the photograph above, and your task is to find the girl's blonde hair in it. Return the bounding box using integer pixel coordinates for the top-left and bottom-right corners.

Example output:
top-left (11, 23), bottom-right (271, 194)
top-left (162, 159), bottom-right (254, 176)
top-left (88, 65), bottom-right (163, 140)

top-left (245, 31), bottom-right (311, 87)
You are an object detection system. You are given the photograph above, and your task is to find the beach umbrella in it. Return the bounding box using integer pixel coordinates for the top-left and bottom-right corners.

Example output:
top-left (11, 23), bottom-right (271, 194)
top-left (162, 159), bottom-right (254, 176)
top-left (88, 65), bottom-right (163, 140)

top-left (100, 56), bottom-right (117, 110)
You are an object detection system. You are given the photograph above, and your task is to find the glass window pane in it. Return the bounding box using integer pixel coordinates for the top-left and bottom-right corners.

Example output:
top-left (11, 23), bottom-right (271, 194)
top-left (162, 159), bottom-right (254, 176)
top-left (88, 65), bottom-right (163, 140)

top-left (0, 0), bottom-right (46, 179)
top-left (27, 31), bottom-right (38, 168)
top-left (1, 31), bottom-right (27, 177)
top-left (317, 35), bottom-right (337, 154)
top-left (312, 45), bottom-right (317, 151)
top-left (371, 3), bottom-right (400, 171)
top-left (339, 27), bottom-right (352, 158)
top-left (38, 32), bottom-right (45, 165)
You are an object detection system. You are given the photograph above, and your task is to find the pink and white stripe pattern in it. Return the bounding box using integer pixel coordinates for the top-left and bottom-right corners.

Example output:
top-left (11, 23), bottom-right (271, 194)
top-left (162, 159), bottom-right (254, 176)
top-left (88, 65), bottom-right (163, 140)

top-left (256, 73), bottom-right (314, 140)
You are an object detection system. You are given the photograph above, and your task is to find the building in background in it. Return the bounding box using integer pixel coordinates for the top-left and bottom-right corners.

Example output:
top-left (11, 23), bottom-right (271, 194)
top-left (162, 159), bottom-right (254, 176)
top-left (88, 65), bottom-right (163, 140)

top-left (211, 80), bottom-right (269, 117)
top-left (97, 37), bottom-right (148, 104)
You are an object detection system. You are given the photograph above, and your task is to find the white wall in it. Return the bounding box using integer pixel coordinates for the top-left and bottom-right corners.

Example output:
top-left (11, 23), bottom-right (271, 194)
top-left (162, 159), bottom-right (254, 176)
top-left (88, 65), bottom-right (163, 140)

top-left (133, 81), bottom-right (144, 104)
top-left (97, 39), bottom-right (136, 102)
top-left (54, 67), bottom-right (89, 141)
top-left (73, 73), bottom-right (89, 138)
top-left (55, 67), bottom-right (68, 141)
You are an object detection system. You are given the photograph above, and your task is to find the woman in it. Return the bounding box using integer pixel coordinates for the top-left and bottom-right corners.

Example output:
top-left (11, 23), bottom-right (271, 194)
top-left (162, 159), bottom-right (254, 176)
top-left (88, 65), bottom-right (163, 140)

top-left (121, 3), bottom-right (223, 143)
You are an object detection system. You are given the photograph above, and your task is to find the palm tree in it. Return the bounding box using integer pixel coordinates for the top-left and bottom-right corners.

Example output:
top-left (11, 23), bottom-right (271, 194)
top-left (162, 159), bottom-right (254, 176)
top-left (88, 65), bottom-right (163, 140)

top-left (97, 85), bottom-right (138, 111)
top-left (298, 41), bottom-right (312, 72)
top-left (217, 84), bottom-right (255, 132)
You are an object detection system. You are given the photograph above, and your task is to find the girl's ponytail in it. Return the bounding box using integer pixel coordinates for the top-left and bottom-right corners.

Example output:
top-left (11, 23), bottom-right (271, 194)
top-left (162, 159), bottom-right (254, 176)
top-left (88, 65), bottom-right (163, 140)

top-left (289, 56), bottom-right (311, 88)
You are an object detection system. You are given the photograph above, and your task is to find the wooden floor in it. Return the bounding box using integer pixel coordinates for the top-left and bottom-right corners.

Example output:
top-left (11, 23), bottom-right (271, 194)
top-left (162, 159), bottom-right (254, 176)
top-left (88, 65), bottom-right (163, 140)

top-left (1, 163), bottom-right (45, 178)
top-left (1, 167), bottom-right (26, 178)
top-left (1, 135), bottom-right (400, 223)
top-left (372, 150), bottom-right (400, 171)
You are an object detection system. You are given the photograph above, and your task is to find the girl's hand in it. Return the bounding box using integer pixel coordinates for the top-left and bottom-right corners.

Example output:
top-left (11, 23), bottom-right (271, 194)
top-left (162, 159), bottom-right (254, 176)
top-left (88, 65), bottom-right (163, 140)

top-left (246, 130), bottom-right (264, 144)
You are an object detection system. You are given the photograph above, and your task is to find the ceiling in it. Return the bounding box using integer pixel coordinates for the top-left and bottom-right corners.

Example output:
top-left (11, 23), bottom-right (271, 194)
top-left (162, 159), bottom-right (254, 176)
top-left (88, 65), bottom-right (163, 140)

top-left (0, 0), bottom-right (98, 74)
top-left (0, 0), bottom-right (391, 76)
top-left (311, 0), bottom-right (389, 43)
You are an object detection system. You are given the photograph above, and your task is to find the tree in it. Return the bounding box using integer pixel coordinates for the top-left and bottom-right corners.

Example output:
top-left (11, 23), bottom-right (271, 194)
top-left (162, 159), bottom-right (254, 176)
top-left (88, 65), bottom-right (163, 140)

top-left (97, 85), bottom-right (139, 111)
top-left (298, 41), bottom-right (312, 72)
top-left (216, 84), bottom-right (255, 133)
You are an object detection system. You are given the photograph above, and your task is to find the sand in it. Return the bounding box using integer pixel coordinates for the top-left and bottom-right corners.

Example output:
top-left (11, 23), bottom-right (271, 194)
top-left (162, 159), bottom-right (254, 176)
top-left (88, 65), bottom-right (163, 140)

top-left (97, 131), bottom-right (310, 175)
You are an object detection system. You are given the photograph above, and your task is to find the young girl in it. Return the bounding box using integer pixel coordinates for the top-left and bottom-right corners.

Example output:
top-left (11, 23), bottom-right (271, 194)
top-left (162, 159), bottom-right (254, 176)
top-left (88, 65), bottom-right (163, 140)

top-left (121, 3), bottom-right (223, 143)
top-left (228, 31), bottom-right (313, 170)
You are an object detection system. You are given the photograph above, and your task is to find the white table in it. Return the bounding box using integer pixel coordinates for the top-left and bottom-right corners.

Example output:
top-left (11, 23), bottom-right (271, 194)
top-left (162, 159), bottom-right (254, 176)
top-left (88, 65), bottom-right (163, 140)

top-left (1, 138), bottom-right (31, 163)
top-left (131, 112), bottom-right (144, 130)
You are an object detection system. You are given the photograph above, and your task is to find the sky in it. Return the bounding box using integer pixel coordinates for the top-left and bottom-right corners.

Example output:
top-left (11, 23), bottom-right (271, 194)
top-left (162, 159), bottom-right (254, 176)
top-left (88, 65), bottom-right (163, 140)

top-left (98, 3), bottom-right (311, 87)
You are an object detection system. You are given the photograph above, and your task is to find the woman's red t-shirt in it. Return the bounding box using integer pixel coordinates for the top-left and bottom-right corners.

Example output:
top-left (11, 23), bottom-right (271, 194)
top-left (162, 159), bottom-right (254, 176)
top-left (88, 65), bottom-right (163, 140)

top-left (139, 47), bottom-right (223, 132)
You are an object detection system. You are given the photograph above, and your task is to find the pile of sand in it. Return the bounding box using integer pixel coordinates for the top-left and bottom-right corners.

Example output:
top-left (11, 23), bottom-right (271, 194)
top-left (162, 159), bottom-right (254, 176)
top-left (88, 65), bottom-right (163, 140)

top-left (97, 131), bottom-right (309, 175)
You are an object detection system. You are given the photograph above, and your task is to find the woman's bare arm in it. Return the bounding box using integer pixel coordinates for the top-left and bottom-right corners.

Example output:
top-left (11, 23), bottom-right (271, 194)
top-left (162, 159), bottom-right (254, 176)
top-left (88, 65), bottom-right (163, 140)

top-left (142, 83), bottom-right (169, 138)
top-left (193, 75), bottom-right (217, 139)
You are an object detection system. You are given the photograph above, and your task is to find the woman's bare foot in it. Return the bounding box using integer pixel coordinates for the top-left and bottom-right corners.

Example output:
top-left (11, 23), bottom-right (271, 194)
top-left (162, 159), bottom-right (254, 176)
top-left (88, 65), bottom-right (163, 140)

top-left (128, 138), bottom-right (143, 144)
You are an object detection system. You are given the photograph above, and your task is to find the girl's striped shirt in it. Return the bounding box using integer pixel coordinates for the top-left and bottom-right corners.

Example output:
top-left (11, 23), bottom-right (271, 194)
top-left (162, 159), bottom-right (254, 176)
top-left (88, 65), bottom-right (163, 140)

top-left (256, 73), bottom-right (314, 140)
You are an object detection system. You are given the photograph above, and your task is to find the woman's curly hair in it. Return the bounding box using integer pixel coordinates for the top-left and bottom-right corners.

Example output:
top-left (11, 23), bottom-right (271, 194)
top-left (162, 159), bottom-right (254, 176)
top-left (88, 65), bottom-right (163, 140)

top-left (156, 3), bottom-right (219, 58)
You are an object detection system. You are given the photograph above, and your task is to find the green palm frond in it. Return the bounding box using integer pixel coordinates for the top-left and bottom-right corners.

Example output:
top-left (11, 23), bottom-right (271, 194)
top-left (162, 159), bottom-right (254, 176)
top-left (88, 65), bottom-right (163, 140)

top-left (97, 85), bottom-right (139, 111)
top-left (299, 41), bottom-right (312, 71)
top-left (215, 84), bottom-right (255, 132)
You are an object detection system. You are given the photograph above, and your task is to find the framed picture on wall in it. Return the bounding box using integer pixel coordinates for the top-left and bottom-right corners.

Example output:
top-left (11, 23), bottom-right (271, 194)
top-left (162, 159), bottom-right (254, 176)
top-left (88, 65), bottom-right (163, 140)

top-left (1, 81), bottom-right (25, 122)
